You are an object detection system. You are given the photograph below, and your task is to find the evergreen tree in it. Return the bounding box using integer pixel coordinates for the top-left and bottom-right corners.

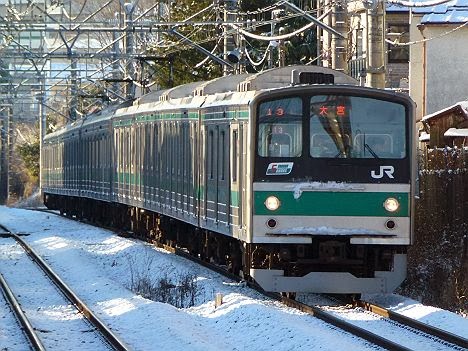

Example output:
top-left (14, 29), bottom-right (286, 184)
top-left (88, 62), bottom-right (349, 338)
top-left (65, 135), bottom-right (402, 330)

top-left (146, 1), bottom-right (317, 87)
top-left (147, 0), bottom-right (222, 88)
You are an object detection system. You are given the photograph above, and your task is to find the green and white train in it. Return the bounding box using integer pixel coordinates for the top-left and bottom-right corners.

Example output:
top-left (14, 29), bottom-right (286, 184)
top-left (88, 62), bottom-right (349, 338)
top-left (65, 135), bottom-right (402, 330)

top-left (42, 65), bottom-right (416, 294)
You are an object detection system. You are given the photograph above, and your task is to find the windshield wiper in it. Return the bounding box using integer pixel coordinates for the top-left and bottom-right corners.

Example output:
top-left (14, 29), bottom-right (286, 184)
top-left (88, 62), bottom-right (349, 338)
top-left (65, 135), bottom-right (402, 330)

top-left (364, 143), bottom-right (379, 159)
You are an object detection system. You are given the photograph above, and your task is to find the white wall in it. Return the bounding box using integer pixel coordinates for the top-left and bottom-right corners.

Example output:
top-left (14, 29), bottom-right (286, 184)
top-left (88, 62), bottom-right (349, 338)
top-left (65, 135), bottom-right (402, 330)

top-left (410, 16), bottom-right (468, 121)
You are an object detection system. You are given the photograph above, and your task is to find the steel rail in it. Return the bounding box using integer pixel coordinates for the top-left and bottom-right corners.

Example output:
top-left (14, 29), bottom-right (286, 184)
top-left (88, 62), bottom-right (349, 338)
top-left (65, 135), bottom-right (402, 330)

top-left (0, 272), bottom-right (46, 351)
top-left (356, 300), bottom-right (468, 349)
top-left (0, 225), bottom-right (131, 351)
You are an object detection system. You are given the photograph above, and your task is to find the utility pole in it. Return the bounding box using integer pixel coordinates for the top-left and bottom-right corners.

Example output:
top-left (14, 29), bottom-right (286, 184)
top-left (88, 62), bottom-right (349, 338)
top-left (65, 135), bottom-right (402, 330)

top-left (70, 57), bottom-right (78, 120)
top-left (269, 9), bottom-right (285, 69)
top-left (124, 2), bottom-right (136, 100)
top-left (7, 100), bottom-right (12, 203)
top-left (0, 105), bottom-right (9, 204)
top-left (331, 0), bottom-right (347, 73)
top-left (366, 0), bottom-right (386, 88)
top-left (38, 77), bottom-right (46, 194)
top-left (112, 29), bottom-right (122, 100)
top-left (223, 0), bottom-right (238, 76)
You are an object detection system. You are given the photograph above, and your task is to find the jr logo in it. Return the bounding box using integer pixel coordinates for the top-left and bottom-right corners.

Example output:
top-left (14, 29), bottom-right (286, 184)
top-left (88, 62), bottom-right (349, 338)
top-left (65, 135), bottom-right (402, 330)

top-left (371, 165), bottom-right (395, 179)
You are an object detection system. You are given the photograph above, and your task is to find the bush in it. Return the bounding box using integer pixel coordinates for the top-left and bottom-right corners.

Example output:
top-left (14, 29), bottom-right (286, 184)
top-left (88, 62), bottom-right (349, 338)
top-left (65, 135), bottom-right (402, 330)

top-left (125, 250), bottom-right (203, 308)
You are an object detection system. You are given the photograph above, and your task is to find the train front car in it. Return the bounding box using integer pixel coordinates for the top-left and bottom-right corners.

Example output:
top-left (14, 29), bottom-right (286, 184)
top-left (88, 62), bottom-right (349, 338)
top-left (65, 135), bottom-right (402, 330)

top-left (249, 85), bottom-right (415, 294)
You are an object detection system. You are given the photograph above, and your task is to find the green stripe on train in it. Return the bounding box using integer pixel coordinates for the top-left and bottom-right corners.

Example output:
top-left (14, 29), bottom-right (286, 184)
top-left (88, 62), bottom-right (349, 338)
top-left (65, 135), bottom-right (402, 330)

top-left (254, 191), bottom-right (409, 217)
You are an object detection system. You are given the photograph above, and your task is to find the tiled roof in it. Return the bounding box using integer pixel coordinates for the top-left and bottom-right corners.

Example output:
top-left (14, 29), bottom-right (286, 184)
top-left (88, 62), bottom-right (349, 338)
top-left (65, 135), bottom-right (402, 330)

top-left (387, 0), bottom-right (468, 23)
top-left (412, 0), bottom-right (468, 23)
top-left (386, 3), bottom-right (412, 12)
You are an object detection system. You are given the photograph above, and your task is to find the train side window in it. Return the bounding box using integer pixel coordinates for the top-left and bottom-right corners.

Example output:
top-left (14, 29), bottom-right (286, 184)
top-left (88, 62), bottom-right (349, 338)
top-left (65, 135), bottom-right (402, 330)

top-left (183, 124), bottom-right (188, 177)
top-left (178, 123), bottom-right (182, 176)
top-left (131, 127), bottom-right (135, 172)
top-left (232, 130), bottom-right (238, 183)
top-left (171, 123), bottom-right (175, 175)
top-left (220, 130), bottom-right (225, 181)
top-left (209, 130), bottom-right (214, 179)
top-left (154, 124), bottom-right (158, 171)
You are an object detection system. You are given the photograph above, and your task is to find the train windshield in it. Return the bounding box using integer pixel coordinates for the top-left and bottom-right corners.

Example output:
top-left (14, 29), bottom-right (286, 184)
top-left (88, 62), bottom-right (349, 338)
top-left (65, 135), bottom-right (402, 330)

top-left (257, 94), bottom-right (407, 160)
top-left (310, 95), bottom-right (406, 159)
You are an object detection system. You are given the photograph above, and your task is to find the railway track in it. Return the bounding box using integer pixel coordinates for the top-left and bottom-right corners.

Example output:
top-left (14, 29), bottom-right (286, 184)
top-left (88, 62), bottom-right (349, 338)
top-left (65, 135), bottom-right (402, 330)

top-left (0, 224), bottom-right (130, 351)
top-left (355, 300), bottom-right (468, 350)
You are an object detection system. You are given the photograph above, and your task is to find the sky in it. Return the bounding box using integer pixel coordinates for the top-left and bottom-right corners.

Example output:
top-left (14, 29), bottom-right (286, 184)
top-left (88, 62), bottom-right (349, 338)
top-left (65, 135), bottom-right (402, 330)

top-left (0, 206), bottom-right (466, 350)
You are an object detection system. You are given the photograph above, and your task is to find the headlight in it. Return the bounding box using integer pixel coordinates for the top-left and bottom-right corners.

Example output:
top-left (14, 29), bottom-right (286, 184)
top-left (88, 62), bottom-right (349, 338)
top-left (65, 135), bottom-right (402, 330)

top-left (383, 197), bottom-right (400, 212)
top-left (265, 196), bottom-right (281, 211)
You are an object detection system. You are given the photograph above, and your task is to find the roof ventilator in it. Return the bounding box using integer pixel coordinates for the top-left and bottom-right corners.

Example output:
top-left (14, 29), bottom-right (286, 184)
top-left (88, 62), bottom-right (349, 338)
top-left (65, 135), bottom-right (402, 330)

top-left (291, 70), bottom-right (335, 85)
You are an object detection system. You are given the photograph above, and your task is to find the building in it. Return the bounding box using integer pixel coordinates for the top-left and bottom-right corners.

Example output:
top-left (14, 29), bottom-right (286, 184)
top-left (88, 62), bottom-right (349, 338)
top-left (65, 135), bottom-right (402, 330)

top-left (421, 100), bottom-right (468, 148)
top-left (410, 0), bottom-right (468, 122)
top-left (0, 0), bottom-right (49, 123)
top-left (344, 1), bottom-right (410, 90)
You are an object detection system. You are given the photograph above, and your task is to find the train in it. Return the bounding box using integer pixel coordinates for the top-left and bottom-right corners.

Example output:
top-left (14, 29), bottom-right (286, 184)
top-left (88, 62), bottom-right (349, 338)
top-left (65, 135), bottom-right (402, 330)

top-left (42, 65), bottom-right (416, 294)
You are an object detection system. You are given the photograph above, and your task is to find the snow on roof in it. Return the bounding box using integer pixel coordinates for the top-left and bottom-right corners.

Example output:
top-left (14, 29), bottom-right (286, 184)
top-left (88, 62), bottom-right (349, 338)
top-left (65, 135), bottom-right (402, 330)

top-left (411, 0), bottom-right (468, 23)
top-left (419, 131), bottom-right (430, 141)
top-left (421, 100), bottom-right (468, 122)
top-left (386, 3), bottom-right (412, 12)
top-left (444, 127), bottom-right (468, 137)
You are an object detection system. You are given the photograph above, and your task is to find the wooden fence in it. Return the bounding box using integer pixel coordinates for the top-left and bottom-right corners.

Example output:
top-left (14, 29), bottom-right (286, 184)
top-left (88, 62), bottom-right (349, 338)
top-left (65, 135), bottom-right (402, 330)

top-left (401, 147), bottom-right (468, 313)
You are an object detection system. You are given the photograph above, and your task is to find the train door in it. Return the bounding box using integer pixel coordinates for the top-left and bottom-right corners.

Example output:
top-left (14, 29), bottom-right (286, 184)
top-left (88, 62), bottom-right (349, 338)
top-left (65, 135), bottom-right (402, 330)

top-left (181, 120), bottom-right (189, 217)
top-left (217, 123), bottom-right (230, 228)
top-left (204, 118), bottom-right (230, 231)
top-left (205, 123), bottom-right (218, 226)
top-left (136, 124), bottom-right (142, 203)
top-left (170, 121), bottom-right (177, 212)
top-left (199, 124), bottom-right (206, 222)
top-left (163, 120), bottom-right (172, 211)
top-left (153, 122), bottom-right (160, 207)
top-left (189, 120), bottom-right (198, 220)
top-left (230, 124), bottom-right (240, 234)
top-left (239, 122), bottom-right (247, 240)
top-left (125, 127), bottom-right (131, 201)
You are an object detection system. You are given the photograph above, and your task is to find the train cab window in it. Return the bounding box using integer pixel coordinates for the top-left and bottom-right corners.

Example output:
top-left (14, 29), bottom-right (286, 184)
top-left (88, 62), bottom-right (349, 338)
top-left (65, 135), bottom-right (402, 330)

top-left (353, 134), bottom-right (395, 158)
top-left (311, 133), bottom-right (348, 158)
top-left (258, 97), bottom-right (302, 157)
top-left (310, 94), bottom-right (407, 159)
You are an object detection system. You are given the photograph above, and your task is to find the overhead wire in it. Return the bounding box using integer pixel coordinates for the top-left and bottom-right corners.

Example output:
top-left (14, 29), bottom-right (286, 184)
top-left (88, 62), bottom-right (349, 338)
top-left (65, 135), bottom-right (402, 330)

top-left (232, 8), bottom-right (332, 42)
top-left (386, 20), bottom-right (468, 47)
top-left (62, 0), bottom-right (89, 21)
top-left (160, 6), bottom-right (326, 57)
top-left (194, 36), bottom-right (223, 68)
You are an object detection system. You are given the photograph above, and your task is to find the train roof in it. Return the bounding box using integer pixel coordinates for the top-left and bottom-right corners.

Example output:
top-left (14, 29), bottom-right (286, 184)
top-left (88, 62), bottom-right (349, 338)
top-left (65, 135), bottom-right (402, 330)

top-left (193, 73), bottom-right (251, 96)
top-left (44, 65), bottom-right (359, 141)
top-left (133, 65), bottom-right (357, 105)
top-left (129, 66), bottom-right (359, 112)
top-left (237, 65), bottom-right (357, 92)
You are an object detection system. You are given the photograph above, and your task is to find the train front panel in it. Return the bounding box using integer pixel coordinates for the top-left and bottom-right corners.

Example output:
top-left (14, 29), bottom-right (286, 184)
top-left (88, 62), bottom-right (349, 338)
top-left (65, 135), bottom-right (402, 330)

top-left (248, 85), bottom-right (415, 294)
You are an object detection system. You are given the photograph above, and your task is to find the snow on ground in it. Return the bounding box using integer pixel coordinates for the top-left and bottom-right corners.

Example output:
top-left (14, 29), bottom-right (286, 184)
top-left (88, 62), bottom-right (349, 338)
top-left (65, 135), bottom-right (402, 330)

top-left (0, 206), bottom-right (466, 350)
